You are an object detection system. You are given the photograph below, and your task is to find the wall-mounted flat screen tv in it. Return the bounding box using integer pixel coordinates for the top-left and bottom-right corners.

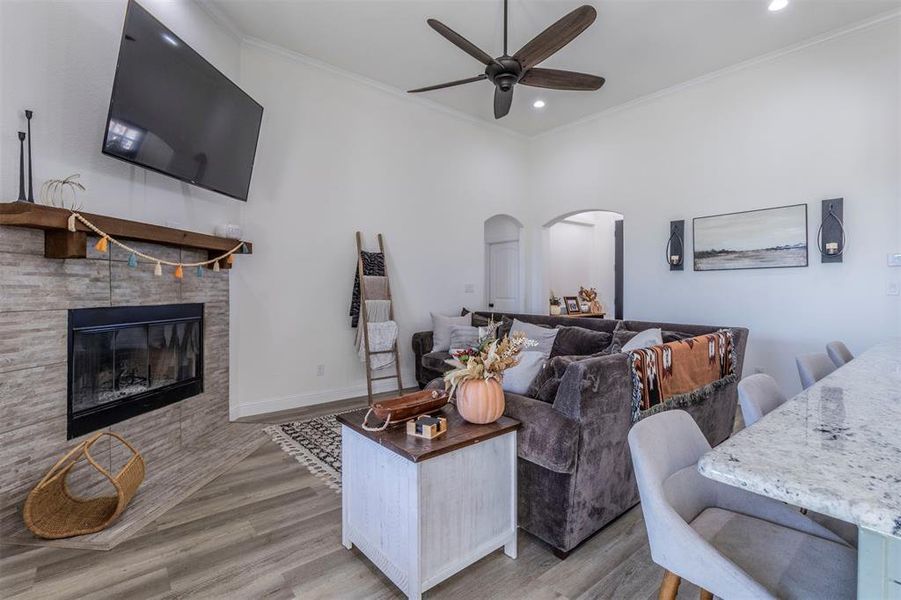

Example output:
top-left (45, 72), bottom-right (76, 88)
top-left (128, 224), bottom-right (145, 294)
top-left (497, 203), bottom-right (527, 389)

top-left (103, 0), bottom-right (263, 201)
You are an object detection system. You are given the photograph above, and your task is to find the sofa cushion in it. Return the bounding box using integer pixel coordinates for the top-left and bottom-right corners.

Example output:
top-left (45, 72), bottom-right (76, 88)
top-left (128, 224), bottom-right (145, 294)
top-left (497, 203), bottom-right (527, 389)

top-left (503, 392), bottom-right (580, 474)
top-left (421, 351), bottom-right (453, 373)
top-left (526, 354), bottom-right (601, 403)
top-left (551, 326), bottom-right (613, 358)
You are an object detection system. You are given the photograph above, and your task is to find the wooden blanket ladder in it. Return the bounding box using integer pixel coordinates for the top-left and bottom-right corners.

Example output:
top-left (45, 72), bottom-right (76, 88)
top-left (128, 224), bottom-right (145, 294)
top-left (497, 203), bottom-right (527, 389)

top-left (356, 231), bottom-right (403, 405)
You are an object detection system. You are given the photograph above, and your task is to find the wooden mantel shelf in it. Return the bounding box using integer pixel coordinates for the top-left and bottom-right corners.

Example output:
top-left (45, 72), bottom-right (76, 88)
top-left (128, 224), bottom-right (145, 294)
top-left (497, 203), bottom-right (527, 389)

top-left (0, 202), bottom-right (251, 266)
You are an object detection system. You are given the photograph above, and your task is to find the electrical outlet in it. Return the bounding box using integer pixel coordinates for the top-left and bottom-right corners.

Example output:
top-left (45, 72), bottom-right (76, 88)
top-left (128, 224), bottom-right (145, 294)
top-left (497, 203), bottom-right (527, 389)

top-left (464, 283), bottom-right (475, 294)
top-left (316, 364), bottom-right (325, 376)
top-left (888, 282), bottom-right (900, 296)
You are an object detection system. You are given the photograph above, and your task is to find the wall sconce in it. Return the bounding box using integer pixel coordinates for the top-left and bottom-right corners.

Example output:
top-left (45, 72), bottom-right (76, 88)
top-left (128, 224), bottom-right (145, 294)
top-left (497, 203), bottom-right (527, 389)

top-left (666, 220), bottom-right (685, 271)
top-left (817, 198), bottom-right (846, 263)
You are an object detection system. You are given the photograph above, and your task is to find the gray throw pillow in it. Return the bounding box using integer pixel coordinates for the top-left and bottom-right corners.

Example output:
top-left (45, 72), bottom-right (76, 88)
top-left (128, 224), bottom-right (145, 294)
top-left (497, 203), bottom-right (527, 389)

top-left (448, 325), bottom-right (479, 352)
top-left (501, 351), bottom-right (546, 395)
top-left (431, 313), bottom-right (471, 352)
top-left (620, 328), bottom-right (663, 352)
top-left (510, 318), bottom-right (558, 356)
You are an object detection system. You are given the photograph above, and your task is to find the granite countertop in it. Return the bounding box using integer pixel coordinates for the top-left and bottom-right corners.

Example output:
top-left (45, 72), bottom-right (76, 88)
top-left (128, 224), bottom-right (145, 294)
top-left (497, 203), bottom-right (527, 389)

top-left (698, 340), bottom-right (901, 538)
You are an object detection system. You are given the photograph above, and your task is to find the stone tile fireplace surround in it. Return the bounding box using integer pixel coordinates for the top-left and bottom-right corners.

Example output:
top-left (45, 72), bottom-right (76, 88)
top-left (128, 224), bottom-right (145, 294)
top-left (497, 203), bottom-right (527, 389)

top-left (0, 225), bottom-right (264, 550)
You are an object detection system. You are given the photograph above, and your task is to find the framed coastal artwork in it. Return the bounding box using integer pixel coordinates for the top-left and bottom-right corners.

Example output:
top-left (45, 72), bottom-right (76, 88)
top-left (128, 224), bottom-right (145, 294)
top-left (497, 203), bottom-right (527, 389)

top-left (693, 204), bottom-right (808, 271)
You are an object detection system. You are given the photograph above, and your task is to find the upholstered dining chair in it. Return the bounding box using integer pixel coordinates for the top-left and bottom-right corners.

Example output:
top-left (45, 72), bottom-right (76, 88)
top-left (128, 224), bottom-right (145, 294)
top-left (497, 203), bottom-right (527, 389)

top-left (737, 374), bottom-right (858, 548)
top-left (737, 374), bottom-right (787, 428)
top-left (628, 410), bottom-right (856, 600)
top-left (795, 353), bottom-right (836, 389)
top-left (826, 341), bottom-right (853, 367)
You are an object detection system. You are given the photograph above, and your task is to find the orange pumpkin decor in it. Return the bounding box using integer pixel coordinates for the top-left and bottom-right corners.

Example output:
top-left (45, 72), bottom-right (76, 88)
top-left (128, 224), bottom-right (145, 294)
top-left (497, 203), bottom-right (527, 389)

top-left (455, 379), bottom-right (505, 424)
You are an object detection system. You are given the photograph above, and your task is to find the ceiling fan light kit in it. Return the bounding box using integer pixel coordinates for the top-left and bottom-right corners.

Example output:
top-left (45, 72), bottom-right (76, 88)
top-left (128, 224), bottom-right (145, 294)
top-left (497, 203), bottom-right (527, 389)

top-left (408, 0), bottom-right (605, 119)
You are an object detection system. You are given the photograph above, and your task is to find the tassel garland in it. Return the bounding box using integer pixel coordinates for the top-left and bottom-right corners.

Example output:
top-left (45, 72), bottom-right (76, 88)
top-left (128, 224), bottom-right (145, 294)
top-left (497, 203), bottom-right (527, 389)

top-left (63, 212), bottom-right (245, 277)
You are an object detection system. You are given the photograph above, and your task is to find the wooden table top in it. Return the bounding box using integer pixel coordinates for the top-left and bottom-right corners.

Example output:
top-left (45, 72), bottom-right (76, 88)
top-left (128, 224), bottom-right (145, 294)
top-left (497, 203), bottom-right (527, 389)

top-left (337, 405), bottom-right (520, 463)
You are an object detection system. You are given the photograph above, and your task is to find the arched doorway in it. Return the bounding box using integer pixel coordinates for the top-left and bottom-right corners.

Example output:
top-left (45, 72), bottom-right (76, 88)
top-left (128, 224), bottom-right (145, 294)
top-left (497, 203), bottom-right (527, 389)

top-left (543, 210), bottom-right (624, 318)
top-left (484, 214), bottom-right (524, 313)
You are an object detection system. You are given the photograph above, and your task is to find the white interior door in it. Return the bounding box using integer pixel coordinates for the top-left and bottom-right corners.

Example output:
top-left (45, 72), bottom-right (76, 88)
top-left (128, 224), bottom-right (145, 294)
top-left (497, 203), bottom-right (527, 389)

top-left (487, 240), bottom-right (519, 313)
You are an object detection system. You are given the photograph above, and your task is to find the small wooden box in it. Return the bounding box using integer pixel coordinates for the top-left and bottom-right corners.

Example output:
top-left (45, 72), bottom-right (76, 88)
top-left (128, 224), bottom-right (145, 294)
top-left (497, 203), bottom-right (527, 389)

top-left (406, 415), bottom-right (447, 440)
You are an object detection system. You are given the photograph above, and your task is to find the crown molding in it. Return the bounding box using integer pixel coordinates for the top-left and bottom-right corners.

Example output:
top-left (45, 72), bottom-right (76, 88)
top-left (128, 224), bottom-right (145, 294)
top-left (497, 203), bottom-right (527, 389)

top-left (532, 8), bottom-right (901, 141)
top-left (194, 0), bottom-right (245, 42)
top-left (241, 37), bottom-right (528, 141)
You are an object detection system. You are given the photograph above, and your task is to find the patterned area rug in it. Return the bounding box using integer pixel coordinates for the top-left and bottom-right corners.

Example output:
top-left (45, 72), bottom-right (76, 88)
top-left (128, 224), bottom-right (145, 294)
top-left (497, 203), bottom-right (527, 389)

top-left (265, 410), bottom-right (359, 493)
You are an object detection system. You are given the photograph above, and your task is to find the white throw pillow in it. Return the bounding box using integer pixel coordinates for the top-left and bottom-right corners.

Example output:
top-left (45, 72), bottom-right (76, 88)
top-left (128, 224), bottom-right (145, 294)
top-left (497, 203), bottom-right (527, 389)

top-left (621, 327), bottom-right (663, 352)
top-left (509, 319), bottom-right (558, 356)
top-left (431, 313), bottom-right (471, 352)
top-left (502, 351), bottom-right (546, 395)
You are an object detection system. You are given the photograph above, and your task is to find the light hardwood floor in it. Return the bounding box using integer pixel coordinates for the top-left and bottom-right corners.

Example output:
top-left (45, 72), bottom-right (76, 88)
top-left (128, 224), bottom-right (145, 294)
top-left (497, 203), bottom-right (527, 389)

top-left (1, 402), bottom-right (707, 600)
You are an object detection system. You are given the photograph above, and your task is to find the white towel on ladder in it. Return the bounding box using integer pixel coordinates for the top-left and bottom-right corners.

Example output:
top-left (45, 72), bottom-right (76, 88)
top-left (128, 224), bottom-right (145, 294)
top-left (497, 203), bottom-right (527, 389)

top-left (356, 300), bottom-right (396, 370)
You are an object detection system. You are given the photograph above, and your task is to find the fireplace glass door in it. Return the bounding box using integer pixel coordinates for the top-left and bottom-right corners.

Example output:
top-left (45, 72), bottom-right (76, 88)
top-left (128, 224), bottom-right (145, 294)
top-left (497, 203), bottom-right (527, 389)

top-left (68, 304), bottom-right (203, 438)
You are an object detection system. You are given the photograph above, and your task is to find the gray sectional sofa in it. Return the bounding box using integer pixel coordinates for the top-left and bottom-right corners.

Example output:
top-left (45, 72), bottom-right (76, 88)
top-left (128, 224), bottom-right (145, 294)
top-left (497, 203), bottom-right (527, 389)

top-left (413, 312), bottom-right (748, 557)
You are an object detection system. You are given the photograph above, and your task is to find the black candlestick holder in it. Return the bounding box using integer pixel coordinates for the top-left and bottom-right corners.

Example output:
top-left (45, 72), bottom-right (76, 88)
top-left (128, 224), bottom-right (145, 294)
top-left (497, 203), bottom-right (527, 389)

top-left (17, 132), bottom-right (26, 201)
top-left (25, 110), bottom-right (35, 202)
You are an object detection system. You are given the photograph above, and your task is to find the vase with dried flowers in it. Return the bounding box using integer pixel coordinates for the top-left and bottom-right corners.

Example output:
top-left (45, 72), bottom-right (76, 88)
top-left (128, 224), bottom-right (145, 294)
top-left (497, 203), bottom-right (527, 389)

top-left (443, 332), bottom-right (537, 424)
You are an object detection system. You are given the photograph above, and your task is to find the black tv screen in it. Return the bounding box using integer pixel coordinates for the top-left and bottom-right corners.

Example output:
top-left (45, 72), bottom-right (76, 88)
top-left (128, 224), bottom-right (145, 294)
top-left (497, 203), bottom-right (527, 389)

top-left (103, 1), bottom-right (263, 201)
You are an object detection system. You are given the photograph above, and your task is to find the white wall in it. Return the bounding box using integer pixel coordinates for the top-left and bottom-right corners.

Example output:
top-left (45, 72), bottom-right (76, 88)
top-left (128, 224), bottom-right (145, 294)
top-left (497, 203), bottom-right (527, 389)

top-left (232, 42), bottom-right (528, 416)
top-left (526, 18), bottom-right (901, 393)
top-left (547, 211), bottom-right (618, 313)
top-left (0, 0), bottom-right (245, 233)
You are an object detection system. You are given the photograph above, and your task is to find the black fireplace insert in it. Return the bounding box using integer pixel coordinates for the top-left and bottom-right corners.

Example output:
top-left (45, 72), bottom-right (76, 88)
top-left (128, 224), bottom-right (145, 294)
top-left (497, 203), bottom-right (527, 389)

top-left (67, 303), bottom-right (203, 439)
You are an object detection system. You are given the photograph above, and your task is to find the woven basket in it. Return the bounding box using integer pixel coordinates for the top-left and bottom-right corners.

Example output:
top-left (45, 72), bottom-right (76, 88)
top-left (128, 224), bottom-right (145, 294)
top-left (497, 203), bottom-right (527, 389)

top-left (23, 431), bottom-right (144, 539)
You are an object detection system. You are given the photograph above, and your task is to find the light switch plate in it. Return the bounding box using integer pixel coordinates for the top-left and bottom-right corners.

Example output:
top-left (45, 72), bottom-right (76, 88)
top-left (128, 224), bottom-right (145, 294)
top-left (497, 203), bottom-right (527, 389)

top-left (888, 282), bottom-right (900, 296)
top-left (888, 253), bottom-right (901, 267)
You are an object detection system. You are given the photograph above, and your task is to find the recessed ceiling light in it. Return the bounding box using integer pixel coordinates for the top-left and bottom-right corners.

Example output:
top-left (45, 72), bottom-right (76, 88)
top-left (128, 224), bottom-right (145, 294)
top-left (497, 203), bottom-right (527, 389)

top-left (532, 99), bottom-right (546, 109)
top-left (161, 33), bottom-right (179, 47)
top-left (768, 0), bottom-right (788, 11)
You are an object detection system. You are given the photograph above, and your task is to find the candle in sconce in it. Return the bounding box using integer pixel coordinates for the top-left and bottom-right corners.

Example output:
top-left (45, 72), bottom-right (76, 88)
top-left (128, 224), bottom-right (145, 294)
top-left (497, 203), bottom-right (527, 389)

top-left (825, 242), bottom-right (839, 255)
top-left (670, 255), bottom-right (681, 265)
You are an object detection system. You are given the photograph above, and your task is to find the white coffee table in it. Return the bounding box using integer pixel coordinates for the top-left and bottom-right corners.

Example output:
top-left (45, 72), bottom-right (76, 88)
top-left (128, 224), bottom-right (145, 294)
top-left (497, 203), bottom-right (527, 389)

top-left (338, 406), bottom-right (520, 600)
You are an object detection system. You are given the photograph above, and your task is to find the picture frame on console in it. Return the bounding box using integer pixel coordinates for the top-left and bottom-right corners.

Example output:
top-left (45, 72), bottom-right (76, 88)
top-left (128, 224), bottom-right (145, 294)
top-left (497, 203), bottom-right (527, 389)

top-left (563, 296), bottom-right (581, 314)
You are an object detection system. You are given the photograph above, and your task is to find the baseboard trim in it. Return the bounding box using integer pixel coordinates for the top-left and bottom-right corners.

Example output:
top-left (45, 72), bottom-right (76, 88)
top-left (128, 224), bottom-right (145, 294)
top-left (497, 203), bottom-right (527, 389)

top-left (234, 370), bottom-right (417, 418)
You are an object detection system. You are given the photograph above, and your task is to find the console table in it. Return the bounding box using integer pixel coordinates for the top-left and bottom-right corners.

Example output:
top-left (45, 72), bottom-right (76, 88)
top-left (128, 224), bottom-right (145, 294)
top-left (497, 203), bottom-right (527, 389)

top-left (338, 406), bottom-right (520, 600)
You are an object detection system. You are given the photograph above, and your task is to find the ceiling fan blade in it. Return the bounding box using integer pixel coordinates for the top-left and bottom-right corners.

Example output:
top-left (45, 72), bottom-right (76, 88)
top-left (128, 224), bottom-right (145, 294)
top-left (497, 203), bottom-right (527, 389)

top-left (512, 5), bottom-right (597, 70)
top-left (494, 86), bottom-right (514, 119)
top-left (427, 19), bottom-right (494, 66)
top-left (520, 68), bottom-right (605, 91)
top-left (408, 74), bottom-right (487, 93)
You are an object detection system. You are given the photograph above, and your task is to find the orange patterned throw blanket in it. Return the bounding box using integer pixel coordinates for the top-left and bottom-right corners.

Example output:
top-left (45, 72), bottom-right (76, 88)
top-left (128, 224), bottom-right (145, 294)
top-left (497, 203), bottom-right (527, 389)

top-left (628, 330), bottom-right (735, 422)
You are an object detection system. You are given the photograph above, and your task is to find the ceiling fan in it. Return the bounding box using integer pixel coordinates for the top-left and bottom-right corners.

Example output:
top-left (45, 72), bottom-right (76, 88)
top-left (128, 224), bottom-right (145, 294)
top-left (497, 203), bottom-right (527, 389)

top-left (408, 0), bottom-right (605, 119)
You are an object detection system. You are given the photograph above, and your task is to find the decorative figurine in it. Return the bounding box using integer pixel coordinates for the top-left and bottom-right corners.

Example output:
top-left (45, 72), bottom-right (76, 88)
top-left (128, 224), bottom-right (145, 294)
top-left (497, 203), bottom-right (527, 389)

top-left (40, 174), bottom-right (85, 211)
